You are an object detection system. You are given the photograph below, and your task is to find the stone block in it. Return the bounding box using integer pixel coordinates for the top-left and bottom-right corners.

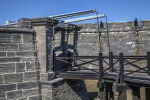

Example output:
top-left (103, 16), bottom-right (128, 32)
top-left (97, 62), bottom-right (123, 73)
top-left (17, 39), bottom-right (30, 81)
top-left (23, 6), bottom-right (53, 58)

top-left (12, 34), bottom-right (22, 43)
top-left (28, 95), bottom-right (41, 100)
top-left (17, 98), bottom-right (27, 100)
top-left (0, 44), bottom-right (18, 51)
top-left (17, 98), bottom-right (28, 100)
top-left (0, 84), bottom-right (16, 94)
top-left (0, 52), bottom-right (6, 57)
top-left (26, 62), bottom-right (37, 71)
top-left (41, 72), bottom-right (55, 81)
top-left (42, 96), bottom-right (53, 100)
top-left (0, 33), bottom-right (11, 43)
top-left (7, 90), bottom-right (22, 99)
top-left (0, 33), bottom-right (11, 38)
top-left (16, 51), bottom-right (34, 57)
top-left (0, 57), bottom-right (20, 63)
top-left (0, 39), bottom-right (11, 43)
top-left (16, 63), bottom-right (25, 72)
top-left (23, 34), bottom-right (33, 43)
top-left (0, 75), bottom-right (3, 84)
top-left (22, 88), bottom-right (39, 97)
top-left (17, 82), bottom-right (38, 90)
top-left (0, 93), bottom-right (6, 99)
top-left (24, 71), bottom-right (39, 81)
top-left (0, 63), bottom-right (15, 74)
top-left (19, 44), bottom-right (34, 51)
top-left (7, 52), bottom-right (15, 57)
top-left (4, 73), bottom-right (23, 84)
top-left (20, 57), bottom-right (35, 62)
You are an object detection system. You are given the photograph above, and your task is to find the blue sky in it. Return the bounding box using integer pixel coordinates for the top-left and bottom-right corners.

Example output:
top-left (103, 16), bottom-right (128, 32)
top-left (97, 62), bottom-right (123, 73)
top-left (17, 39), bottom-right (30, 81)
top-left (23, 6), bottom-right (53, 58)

top-left (0, 0), bottom-right (150, 25)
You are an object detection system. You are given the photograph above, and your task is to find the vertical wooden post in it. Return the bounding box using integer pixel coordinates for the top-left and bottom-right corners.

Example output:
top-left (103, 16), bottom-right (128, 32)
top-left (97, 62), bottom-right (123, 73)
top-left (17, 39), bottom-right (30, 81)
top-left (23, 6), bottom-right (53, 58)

top-left (106, 83), bottom-right (114, 100)
top-left (147, 52), bottom-right (150, 75)
top-left (68, 52), bottom-right (72, 71)
top-left (109, 52), bottom-right (114, 72)
top-left (99, 53), bottom-right (103, 82)
top-left (119, 53), bottom-right (124, 85)
top-left (98, 53), bottom-right (105, 100)
top-left (146, 52), bottom-right (150, 100)
top-left (53, 51), bottom-right (56, 77)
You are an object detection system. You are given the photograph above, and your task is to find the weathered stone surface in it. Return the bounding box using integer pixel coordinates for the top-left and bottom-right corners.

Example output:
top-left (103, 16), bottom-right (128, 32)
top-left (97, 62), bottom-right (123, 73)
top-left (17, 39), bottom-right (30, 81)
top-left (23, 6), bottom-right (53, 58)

top-left (28, 95), bottom-right (41, 100)
top-left (23, 34), bottom-right (33, 43)
top-left (19, 44), bottom-right (34, 51)
top-left (20, 57), bottom-right (35, 62)
top-left (0, 33), bottom-right (11, 43)
top-left (0, 33), bottom-right (11, 38)
top-left (12, 34), bottom-right (22, 43)
top-left (22, 88), bottom-right (39, 97)
top-left (0, 93), bottom-right (6, 99)
top-left (139, 20), bottom-right (150, 28)
top-left (0, 52), bottom-right (6, 57)
top-left (17, 98), bottom-right (27, 100)
top-left (17, 82), bottom-right (38, 90)
top-left (24, 71), bottom-right (39, 81)
top-left (0, 57), bottom-right (20, 63)
top-left (7, 52), bottom-right (15, 57)
top-left (0, 44), bottom-right (18, 51)
top-left (0, 84), bottom-right (16, 93)
top-left (16, 63), bottom-right (25, 72)
top-left (16, 52), bottom-right (34, 57)
top-left (7, 90), bottom-right (22, 99)
top-left (26, 62), bottom-right (37, 71)
top-left (41, 72), bottom-right (55, 81)
top-left (0, 63), bottom-right (15, 74)
top-left (0, 75), bottom-right (3, 84)
top-left (4, 73), bottom-right (23, 84)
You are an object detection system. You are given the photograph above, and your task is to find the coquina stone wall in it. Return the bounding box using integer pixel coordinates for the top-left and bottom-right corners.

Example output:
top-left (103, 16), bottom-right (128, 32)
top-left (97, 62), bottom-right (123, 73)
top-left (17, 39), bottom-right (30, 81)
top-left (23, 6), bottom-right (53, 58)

top-left (1, 16), bottom-right (150, 100)
top-left (0, 26), bottom-right (40, 100)
top-left (75, 20), bottom-right (150, 70)
top-left (0, 17), bottom-right (89, 100)
top-left (77, 20), bottom-right (150, 56)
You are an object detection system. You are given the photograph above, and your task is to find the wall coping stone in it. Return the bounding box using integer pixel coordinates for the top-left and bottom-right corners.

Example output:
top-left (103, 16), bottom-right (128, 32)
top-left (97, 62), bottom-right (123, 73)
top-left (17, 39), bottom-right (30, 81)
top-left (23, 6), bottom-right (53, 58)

top-left (40, 78), bottom-right (64, 85)
top-left (0, 26), bottom-right (34, 33)
top-left (18, 17), bottom-right (59, 27)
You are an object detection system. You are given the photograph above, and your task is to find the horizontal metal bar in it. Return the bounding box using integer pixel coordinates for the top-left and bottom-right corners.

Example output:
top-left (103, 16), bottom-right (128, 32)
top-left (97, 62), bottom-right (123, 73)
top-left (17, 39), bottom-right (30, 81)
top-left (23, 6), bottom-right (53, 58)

top-left (64, 14), bottom-right (105, 23)
top-left (49, 9), bottom-right (96, 19)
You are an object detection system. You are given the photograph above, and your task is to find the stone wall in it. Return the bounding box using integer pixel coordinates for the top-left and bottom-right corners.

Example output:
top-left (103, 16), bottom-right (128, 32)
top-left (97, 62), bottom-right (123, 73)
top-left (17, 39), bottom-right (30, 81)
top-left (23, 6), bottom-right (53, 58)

top-left (18, 17), bottom-right (89, 100)
top-left (0, 26), bottom-right (40, 100)
top-left (77, 20), bottom-right (150, 55)
top-left (75, 20), bottom-right (150, 69)
top-left (41, 79), bottom-right (89, 100)
top-left (2, 16), bottom-right (150, 100)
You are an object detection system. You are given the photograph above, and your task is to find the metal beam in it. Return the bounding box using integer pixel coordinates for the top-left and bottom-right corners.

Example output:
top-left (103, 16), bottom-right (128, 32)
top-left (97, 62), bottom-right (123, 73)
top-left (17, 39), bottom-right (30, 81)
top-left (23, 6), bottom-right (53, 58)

top-left (64, 14), bottom-right (105, 23)
top-left (49, 9), bottom-right (96, 19)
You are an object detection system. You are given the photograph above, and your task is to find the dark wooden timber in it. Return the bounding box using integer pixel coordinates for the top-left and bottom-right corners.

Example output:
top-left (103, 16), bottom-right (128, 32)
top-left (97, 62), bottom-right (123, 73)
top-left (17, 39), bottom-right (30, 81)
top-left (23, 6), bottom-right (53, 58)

top-left (57, 71), bottom-right (150, 87)
top-left (54, 52), bottom-right (150, 100)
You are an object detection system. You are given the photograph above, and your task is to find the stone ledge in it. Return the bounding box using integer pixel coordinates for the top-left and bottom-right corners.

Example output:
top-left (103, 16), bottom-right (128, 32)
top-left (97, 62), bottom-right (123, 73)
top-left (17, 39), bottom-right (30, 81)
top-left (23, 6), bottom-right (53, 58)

top-left (40, 78), bottom-right (64, 85)
top-left (19, 17), bottom-right (59, 27)
top-left (0, 27), bottom-right (34, 33)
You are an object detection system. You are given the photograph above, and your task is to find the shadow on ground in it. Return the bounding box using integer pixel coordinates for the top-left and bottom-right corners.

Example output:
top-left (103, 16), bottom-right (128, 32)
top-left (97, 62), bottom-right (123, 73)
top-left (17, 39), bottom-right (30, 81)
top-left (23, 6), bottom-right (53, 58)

top-left (88, 92), bottom-right (98, 100)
